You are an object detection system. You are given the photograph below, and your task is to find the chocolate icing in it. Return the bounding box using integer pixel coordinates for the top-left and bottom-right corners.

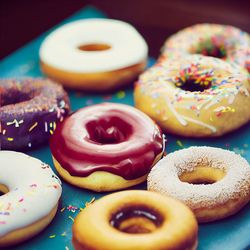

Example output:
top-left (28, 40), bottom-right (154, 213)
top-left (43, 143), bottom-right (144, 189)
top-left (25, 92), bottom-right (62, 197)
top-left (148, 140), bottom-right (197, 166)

top-left (0, 78), bottom-right (70, 150)
top-left (50, 103), bottom-right (164, 180)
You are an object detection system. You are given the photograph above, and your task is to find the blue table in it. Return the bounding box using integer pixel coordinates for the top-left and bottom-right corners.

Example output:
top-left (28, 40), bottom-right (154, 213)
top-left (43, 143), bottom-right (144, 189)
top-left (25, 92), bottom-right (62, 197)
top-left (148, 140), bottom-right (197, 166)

top-left (0, 6), bottom-right (249, 250)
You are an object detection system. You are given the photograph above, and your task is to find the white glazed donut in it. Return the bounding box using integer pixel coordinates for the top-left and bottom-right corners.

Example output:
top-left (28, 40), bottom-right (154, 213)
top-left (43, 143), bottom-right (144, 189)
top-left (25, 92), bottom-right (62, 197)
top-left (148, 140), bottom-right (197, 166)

top-left (148, 146), bottom-right (250, 222)
top-left (39, 19), bottom-right (148, 91)
top-left (0, 151), bottom-right (62, 247)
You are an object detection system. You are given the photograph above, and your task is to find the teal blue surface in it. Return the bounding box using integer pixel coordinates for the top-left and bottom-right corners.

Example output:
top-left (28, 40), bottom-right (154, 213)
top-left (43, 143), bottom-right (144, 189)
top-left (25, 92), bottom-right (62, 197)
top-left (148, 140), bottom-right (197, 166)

top-left (0, 6), bottom-right (250, 250)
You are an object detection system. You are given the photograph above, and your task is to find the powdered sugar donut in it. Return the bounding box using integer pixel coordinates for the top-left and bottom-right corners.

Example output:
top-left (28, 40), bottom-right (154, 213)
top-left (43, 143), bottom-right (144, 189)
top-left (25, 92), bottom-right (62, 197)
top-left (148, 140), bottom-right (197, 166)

top-left (40, 19), bottom-right (148, 91)
top-left (0, 151), bottom-right (62, 247)
top-left (148, 146), bottom-right (250, 222)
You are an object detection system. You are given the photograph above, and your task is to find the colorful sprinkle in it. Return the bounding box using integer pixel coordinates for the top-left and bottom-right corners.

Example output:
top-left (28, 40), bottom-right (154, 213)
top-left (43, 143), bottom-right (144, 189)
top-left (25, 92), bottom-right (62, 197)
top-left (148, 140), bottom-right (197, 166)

top-left (116, 91), bottom-right (126, 99)
top-left (68, 216), bottom-right (75, 222)
top-left (176, 140), bottom-right (184, 148)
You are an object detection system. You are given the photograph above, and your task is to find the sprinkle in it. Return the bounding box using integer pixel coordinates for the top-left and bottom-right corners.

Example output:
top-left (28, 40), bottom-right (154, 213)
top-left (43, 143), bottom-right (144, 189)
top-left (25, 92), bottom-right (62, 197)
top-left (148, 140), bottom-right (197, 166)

top-left (67, 205), bottom-right (78, 213)
top-left (68, 216), bottom-right (74, 222)
top-left (7, 138), bottom-right (14, 141)
top-left (28, 142), bottom-right (32, 148)
top-left (65, 247), bottom-right (70, 250)
top-left (6, 119), bottom-right (24, 127)
top-left (29, 122), bottom-right (38, 132)
top-left (116, 91), bottom-right (125, 99)
top-left (53, 122), bottom-right (56, 130)
top-left (45, 122), bottom-right (48, 132)
top-left (60, 207), bottom-right (66, 213)
top-left (85, 197), bottom-right (95, 207)
top-left (18, 198), bottom-right (24, 202)
top-left (49, 235), bottom-right (56, 239)
top-left (61, 232), bottom-right (67, 237)
top-left (176, 140), bottom-right (184, 148)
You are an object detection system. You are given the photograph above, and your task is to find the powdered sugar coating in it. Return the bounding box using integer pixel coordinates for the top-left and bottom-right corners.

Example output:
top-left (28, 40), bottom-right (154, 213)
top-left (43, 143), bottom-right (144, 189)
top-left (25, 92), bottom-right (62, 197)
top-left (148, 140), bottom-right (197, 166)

top-left (148, 146), bottom-right (250, 209)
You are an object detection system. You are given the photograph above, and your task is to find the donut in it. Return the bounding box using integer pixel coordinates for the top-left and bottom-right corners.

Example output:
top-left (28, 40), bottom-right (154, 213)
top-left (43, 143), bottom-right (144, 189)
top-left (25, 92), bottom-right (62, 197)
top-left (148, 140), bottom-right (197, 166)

top-left (39, 19), bottom-right (148, 91)
top-left (148, 146), bottom-right (250, 223)
top-left (72, 190), bottom-right (198, 250)
top-left (0, 151), bottom-right (62, 247)
top-left (0, 78), bottom-right (70, 150)
top-left (160, 23), bottom-right (250, 72)
top-left (50, 103), bottom-right (164, 192)
top-left (134, 55), bottom-right (250, 137)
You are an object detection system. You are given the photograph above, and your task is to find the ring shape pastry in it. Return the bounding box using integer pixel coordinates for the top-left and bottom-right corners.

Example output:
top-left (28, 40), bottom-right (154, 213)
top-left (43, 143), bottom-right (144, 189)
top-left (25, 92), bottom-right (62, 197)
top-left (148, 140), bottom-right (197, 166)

top-left (72, 190), bottom-right (198, 250)
top-left (40, 19), bottom-right (148, 91)
top-left (160, 23), bottom-right (250, 72)
top-left (0, 151), bottom-right (62, 247)
top-left (148, 146), bottom-right (250, 223)
top-left (50, 103), bottom-right (164, 192)
top-left (134, 55), bottom-right (250, 137)
top-left (0, 78), bottom-right (70, 150)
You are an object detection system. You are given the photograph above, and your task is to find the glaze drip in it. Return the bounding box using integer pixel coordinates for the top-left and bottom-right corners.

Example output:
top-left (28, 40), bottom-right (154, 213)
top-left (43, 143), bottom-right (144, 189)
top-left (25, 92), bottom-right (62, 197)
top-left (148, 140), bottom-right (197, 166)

top-left (50, 103), bottom-right (164, 180)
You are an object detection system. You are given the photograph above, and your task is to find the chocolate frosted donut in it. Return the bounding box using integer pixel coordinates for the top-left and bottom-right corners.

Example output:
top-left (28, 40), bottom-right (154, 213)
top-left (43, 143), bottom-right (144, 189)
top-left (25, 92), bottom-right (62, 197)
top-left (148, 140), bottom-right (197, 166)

top-left (0, 78), bottom-right (70, 150)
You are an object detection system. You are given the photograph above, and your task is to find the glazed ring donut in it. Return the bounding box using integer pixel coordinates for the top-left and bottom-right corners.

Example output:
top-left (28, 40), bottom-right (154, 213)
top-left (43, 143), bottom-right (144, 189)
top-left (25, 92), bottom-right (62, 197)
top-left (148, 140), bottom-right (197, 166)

top-left (134, 55), bottom-right (250, 137)
top-left (50, 103), bottom-right (164, 192)
top-left (39, 19), bottom-right (148, 91)
top-left (72, 190), bottom-right (198, 250)
top-left (0, 151), bottom-right (62, 247)
top-left (148, 146), bottom-right (250, 223)
top-left (0, 78), bottom-right (70, 150)
top-left (160, 23), bottom-right (250, 72)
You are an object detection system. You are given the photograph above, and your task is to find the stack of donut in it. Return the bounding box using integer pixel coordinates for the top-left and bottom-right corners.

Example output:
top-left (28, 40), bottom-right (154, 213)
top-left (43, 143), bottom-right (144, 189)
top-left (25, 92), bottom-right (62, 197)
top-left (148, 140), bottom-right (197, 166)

top-left (1, 19), bottom-right (250, 250)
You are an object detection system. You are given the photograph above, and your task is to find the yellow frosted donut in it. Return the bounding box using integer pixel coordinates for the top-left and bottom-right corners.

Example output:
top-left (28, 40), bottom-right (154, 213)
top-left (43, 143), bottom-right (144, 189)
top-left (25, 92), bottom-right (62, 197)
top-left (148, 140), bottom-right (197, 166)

top-left (72, 190), bottom-right (198, 250)
top-left (148, 146), bottom-right (250, 222)
top-left (39, 19), bottom-right (148, 91)
top-left (160, 23), bottom-right (250, 72)
top-left (134, 55), bottom-right (250, 137)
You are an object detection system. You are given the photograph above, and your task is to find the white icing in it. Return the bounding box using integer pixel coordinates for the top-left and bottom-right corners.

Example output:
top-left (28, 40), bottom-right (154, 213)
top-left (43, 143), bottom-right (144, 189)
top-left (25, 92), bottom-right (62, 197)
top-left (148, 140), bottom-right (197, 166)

top-left (165, 97), bottom-right (187, 126)
top-left (148, 146), bottom-right (250, 209)
top-left (0, 151), bottom-right (62, 237)
top-left (181, 115), bottom-right (217, 132)
top-left (39, 19), bottom-right (148, 73)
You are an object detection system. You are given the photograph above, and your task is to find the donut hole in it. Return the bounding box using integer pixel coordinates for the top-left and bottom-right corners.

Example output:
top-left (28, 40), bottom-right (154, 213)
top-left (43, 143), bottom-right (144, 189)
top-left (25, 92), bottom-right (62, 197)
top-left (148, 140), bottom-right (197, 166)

top-left (78, 43), bottom-right (111, 52)
top-left (193, 39), bottom-right (227, 59)
top-left (85, 116), bottom-right (133, 144)
top-left (177, 78), bottom-right (212, 92)
top-left (179, 166), bottom-right (225, 185)
top-left (175, 64), bottom-right (213, 92)
top-left (0, 184), bottom-right (9, 196)
top-left (110, 206), bottom-right (163, 234)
